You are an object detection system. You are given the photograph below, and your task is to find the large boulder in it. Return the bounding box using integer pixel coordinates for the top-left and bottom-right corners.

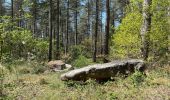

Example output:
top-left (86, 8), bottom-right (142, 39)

top-left (60, 59), bottom-right (145, 81)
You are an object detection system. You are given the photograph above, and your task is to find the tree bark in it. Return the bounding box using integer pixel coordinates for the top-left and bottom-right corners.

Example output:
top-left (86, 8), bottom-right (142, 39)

top-left (100, 10), bottom-right (103, 55)
top-left (65, 0), bottom-right (69, 55)
top-left (11, 0), bottom-right (14, 22)
top-left (103, 0), bottom-right (110, 63)
top-left (48, 0), bottom-right (53, 61)
top-left (87, 0), bottom-right (91, 36)
top-left (56, 0), bottom-right (60, 60)
top-left (32, 0), bottom-right (37, 37)
top-left (75, 0), bottom-right (78, 45)
top-left (140, 0), bottom-right (152, 61)
top-left (93, 0), bottom-right (99, 62)
top-left (0, 0), bottom-right (2, 16)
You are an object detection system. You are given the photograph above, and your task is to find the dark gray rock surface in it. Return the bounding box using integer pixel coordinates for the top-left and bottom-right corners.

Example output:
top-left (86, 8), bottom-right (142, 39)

top-left (60, 59), bottom-right (145, 81)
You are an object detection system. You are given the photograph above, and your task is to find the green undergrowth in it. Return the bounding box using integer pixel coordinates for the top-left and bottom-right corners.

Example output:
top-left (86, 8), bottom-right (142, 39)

top-left (1, 62), bottom-right (170, 100)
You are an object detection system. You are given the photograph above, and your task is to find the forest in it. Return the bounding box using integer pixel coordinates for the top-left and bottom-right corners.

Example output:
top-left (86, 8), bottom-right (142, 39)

top-left (0, 0), bottom-right (170, 99)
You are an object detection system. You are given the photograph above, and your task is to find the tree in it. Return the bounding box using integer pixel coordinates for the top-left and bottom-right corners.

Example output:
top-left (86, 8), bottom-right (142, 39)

top-left (93, 0), bottom-right (99, 62)
top-left (0, 0), bottom-right (3, 62)
top-left (11, 0), bottom-right (14, 22)
top-left (103, 0), bottom-right (110, 63)
top-left (65, 0), bottom-right (70, 55)
top-left (0, 0), bottom-right (6, 16)
top-left (87, 0), bottom-right (91, 36)
top-left (74, 0), bottom-right (78, 45)
top-left (56, 0), bottom-right (60, 59)
top-left (13, 0), bottom-right (24, 27)
top-left (140, 0), bottom-right (152, 61)
top-left (48, 0), bottom-right (53, 61)
top-left (31, 0), bottom-right (37, 36)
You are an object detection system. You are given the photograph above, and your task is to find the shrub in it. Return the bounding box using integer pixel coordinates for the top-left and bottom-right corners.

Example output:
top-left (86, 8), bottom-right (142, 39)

top-left (39, 78), bottom-right (49, 85)
top-left (34, 39), bottom-right (49, 61)
top-left (109, 92), bottom-right (118, 100)
top-left (33, 65), bottom-right (47, 74)
top-left (129, 71), bottom-right (145, 87)
top-left (0, 64), bottom-right (12, 99)
top-left (18, 67), bottom-right (32, 74)
top-left (81, 38), bottom-right (93, 58)
top-left (69, 45), bottom-right (84, 61)
top-left (72, 55), bottom-right (91, 68)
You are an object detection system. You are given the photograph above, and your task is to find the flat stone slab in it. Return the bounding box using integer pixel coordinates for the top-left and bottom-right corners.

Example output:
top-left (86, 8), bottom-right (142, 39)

top-left (60, 59), bottom-right (145, 81)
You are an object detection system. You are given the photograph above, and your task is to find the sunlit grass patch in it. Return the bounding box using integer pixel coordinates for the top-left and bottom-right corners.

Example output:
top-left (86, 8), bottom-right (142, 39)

top-left (2, 63), bottom-right (170, 100)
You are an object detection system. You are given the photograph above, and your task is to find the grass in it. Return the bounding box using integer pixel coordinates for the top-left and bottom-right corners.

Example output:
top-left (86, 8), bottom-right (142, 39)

top-left (1, 62), bottom-right (170, 100)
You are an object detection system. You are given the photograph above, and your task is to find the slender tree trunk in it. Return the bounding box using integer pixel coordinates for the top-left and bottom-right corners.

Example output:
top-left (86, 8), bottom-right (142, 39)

top-left (56, 0), bottom-right (60, 59)
top-left (46, 25), bottom-right (48, 37)
top-left (93, 0), bottom-right (99, 62)
top-left (100, 10), bottom-right (103, 55)
top-left (103, 0), bottom-right (110, 63)
top-left (0, 3), bottom-right (3, 93)
top-left (32, 0), bottom-right (37, 37)
top-left (48, 0), bottom-right (53, 61)
top-left (0, 0), bottom-right (2, 16)
top-left (87, 0), bottom-right (90, 36)
top-left (61, 20), bottom-right (64, 47)
top-left (0, 0), bottom-right (2, 59)
top-left (75, 0), bottom-right (78, 45)
top-left (0, 0), bottom-right (2, 60)
top-left (11, 0), bottom-right (14, 22)
top-left (140, 0), bottom-right (152, 61)
top-left (111, 12), bottom-right (115, 33)
top-left (66, 0), bottom-right (69, 55)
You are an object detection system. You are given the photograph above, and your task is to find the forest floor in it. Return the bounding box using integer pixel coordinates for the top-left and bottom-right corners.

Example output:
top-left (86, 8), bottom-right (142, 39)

top-left (1, 62), bottom-right (170, 100)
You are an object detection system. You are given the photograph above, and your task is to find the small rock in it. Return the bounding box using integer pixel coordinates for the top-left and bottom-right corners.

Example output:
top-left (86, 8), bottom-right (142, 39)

top-left (48, 60), bottom-right (66, 71)
top-left (65, 64), bottom-right (74, 70)
top-left (47, 60), bottom-right (74, 72)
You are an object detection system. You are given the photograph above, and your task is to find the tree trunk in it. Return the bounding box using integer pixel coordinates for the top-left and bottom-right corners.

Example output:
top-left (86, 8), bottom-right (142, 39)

top-left (93, 0), bottom-right (99, 62)
top-left (0, 0), bottom-right (2, 16)
top-left (140, 0), bottom-right (152, 61)
top-left (48, 0), bottom-right (53, 61)
top-left (61, 19), bottom-right (64, 48)
top-left (87, 0), bottom-right (91, 36)
top-left (65, 0), bottom-right (69, 55)
top-left (100, 2), bottom-right (103, 55)
top-left (75, 0), bottom-right (78, 45)
top-left (11, 0), bottom-right (14, 22)
top-left (103, 0), bottom-right (110, 63)
top-left (32, 0), bottom-right (37, 37)
top-left (56, 0), bottom-right (60, 59)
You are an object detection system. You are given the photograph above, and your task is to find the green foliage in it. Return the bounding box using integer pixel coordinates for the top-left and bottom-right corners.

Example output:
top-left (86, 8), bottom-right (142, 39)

top-left (109, 92), bottom-right (118, 100)
top-left (149, 0), bottom-right (170, 62)
top-left (111, 11), bottom-right (142, 59)
top-left (18, 67), bottom-right (32, 74)
top-left (0, 16), bottom-right (49, 62)
top-left (0, 64), bottom-right (14, 99)
top-left (67, 44), bottom-right (94, 66)
top-left (39, 78), bottom-right (49, 85)
top-left (34, 39), bottom-right (49, 60)
top-left (69, 45), bottom-right (84, 61)
top-left (111, 0), bottom-right (170, 63)
top-left (129, 71), bottom-right (145, 87)
top-left (81, 38), bottom-right (93, 58)
top-left (32, 64), bottom-right (47, 74)
top-left (72, 55), bottom-right (92, 68)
